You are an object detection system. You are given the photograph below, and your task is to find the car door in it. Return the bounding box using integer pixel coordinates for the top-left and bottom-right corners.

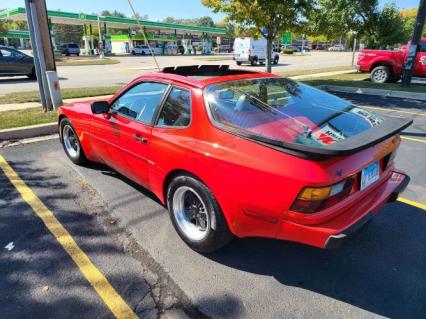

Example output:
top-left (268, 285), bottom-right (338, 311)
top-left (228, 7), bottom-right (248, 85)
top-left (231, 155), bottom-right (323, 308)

top-left (90, 81), bottom-right (169, 187)
top-left (413, 40), bottom-right (426, 77)
top-left (0, 48), bottom-right (31, 75)
top-left (150, 85), bottom-right (192, 192)
top-left (0, 48), bottom-right (14, 74)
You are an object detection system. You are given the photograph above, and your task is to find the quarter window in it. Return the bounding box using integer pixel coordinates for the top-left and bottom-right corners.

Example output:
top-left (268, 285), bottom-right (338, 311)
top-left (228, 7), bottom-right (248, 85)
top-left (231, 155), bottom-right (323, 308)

top-left (156, 87), bottom-right (191, 127)
top-left (111, 82), bottom-right (168, 124)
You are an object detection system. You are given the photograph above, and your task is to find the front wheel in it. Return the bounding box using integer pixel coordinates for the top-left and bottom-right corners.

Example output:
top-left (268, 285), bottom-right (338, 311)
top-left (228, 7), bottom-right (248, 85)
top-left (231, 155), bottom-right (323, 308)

top-left (60, 118), bottom-right (87, 165)
top-left (167, 175), bottom-right (233, 253)
top-left (370, 65), bottom-right (391, 83)
top-left (250, 57), bottom-right (258, 66)
top-left (27, 67), bottom-right (36, 80)
top-left (273, 56), bottom-right (279, 65)
top-left (236, 61), bottom-right (242, 66)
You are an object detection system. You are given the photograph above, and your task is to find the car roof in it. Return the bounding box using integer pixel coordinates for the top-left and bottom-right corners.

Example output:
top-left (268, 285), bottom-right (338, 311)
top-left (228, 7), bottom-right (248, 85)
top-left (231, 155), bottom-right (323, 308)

top-left (137, 65), bottom-right (279, 89)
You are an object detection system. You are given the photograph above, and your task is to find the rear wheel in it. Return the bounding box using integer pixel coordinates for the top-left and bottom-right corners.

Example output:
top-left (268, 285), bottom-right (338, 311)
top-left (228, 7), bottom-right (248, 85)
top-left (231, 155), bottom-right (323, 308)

top-left (250, 57), bottom-right (258, 66)
top-left (371, 65), bottom-right (391, 83)
top-left (60, 118), bottom-right (87, 165)
top-left (236, 61), bottom-right (242, 66)
top-left (167, 174), bottom-right (233, 253)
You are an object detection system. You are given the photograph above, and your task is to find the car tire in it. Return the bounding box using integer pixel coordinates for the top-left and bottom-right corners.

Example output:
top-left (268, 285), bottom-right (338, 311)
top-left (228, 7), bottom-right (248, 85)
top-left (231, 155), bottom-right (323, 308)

top-left (251, 57), bottom-right (258, 66)
top-left (236, 61), bottom-right (242, 66)
top-left (371, 65), bottom-right (391, 83)
top-left (273, 56), bottom-right (279, 65)
top-left (27, 67), bottom-right (36, 80)
top-left (60, 118), bottom-right (87, 165)
top-left (66, 51), bottom-right (70, 56)
top-left (167, 174), bottom-right (233, 253)
top-left (77, 53), bottom-right (80, 57)
top-left (131, 50), bottom-right (136, 55)
top-left (141, 51), bottom-right (146, 56)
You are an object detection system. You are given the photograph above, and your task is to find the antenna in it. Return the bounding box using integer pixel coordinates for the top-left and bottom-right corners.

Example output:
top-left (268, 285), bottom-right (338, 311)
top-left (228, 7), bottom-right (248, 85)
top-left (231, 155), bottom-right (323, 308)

top-left (127, 0), bottom-right (161, 71)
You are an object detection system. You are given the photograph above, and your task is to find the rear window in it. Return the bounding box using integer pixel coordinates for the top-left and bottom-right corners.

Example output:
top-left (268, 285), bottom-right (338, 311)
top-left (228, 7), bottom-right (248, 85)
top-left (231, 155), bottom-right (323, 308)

top-left (204, 78), bottom-right (383, 148)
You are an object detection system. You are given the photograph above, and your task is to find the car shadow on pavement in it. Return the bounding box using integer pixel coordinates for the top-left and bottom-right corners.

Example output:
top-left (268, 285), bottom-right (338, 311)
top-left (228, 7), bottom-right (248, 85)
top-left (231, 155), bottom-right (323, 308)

top-left (207, 202), bottom-right (426, 319)
top-left (0, 160), bottom-right (155, 318)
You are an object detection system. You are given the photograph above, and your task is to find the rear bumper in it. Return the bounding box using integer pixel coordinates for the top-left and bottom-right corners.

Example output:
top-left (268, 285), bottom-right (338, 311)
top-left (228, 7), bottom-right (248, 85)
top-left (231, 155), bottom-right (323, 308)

top-left (277, 171), bottom-right (410, 249)
top-left (324, 173), bottom-right (410, 249)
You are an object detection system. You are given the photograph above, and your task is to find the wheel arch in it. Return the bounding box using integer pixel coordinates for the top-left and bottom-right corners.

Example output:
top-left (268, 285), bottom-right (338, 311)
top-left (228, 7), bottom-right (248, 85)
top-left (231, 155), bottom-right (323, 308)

top-left (161, 168), bottom-right (236, 236)
top-left (370, 61), bottom-right (394, 75)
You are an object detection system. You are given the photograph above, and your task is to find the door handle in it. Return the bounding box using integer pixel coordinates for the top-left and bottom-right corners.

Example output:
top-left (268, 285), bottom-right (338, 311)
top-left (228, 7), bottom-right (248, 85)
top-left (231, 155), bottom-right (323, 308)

top-left (133, 134), bottom-right (148, 143)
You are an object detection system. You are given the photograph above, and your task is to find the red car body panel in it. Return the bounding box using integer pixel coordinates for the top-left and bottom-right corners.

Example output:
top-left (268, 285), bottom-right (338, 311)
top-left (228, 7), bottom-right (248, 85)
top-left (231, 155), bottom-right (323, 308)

top-left (57, 71), bottom-right (409, 249)
top-left (357, 38), bottom-right (426, 77)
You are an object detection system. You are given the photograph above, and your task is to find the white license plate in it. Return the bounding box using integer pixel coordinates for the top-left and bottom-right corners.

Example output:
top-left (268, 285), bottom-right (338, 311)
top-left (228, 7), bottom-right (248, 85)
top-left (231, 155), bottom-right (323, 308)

top-left (360, 162), bottom-right (380, 191)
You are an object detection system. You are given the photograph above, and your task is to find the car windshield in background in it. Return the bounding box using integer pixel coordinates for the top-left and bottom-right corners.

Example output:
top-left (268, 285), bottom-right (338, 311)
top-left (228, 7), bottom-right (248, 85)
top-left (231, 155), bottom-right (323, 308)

top-left (68, 44), bottom-right (79, 48)
top-left (204, 78), bottom-right (383, 148)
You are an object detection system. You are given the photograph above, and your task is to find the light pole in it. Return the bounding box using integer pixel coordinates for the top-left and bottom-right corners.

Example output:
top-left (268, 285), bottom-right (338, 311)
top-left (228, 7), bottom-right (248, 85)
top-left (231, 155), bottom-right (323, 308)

top-left (401, 0), bottom-right (426, 85)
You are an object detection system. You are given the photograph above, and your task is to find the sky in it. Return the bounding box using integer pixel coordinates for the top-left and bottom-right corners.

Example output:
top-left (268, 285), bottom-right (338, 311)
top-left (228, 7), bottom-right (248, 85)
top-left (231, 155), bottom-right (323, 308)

top-left (0, 0), bottom-right (422, 22)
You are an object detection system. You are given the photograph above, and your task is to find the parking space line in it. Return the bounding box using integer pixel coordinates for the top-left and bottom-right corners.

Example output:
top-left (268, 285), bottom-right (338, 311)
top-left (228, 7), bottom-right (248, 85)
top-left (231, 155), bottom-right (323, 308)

top-left (398, 197), bottom-right (426, 211)
top-left (401, 136), bottom-right (426, 144)
top-left (0, 155), bottom-right (138, 319)
top-left (362, 105), bottom-right (426, 116)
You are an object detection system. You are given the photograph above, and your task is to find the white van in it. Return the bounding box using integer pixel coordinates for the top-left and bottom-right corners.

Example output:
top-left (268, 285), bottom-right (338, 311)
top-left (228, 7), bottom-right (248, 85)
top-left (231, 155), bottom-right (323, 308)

top-left (233, 37), bottom-right (279, 66)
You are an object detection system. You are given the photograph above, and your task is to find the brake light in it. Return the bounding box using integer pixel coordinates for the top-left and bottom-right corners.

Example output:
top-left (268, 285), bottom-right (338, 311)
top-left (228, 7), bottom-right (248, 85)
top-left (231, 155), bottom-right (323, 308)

top-left (290, 176), bottom-right (355, 214)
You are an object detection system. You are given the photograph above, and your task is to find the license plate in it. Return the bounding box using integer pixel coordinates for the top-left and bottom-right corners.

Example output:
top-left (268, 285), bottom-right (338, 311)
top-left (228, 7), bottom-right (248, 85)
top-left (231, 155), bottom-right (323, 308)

top-left (360, 162), bottom-right (380, 191)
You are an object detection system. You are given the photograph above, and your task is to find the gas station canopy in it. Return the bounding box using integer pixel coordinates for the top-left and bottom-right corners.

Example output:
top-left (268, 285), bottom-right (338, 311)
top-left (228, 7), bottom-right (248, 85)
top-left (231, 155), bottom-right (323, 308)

top-left (0, 7), bottom-right (227, 36)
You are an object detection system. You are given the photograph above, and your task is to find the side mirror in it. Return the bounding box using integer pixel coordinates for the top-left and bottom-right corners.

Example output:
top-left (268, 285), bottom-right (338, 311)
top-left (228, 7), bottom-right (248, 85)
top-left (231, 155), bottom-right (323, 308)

top-left (91, 101), bottom-right (110, 114)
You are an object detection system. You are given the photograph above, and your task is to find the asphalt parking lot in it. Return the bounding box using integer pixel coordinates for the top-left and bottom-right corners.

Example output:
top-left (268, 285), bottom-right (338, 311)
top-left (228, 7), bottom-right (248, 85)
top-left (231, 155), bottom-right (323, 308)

top-left (0, 51), bottom-right (354, 94)
top-left (1, 92), bottom-right (425, 319)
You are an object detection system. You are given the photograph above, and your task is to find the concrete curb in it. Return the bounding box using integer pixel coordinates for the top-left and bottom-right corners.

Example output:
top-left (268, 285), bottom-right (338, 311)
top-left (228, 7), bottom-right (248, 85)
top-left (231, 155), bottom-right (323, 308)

top-left (0, 122), bottom-right (57, 141)
top-left (318, 85), bottom-right (426, 101)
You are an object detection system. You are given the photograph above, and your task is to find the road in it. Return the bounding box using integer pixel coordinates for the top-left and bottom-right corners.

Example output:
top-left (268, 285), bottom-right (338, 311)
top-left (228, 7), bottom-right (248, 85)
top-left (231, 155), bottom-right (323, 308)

top-left (0, 51), bottom-right (354, 94)
top-left (1, 92), bottom-right (425, 319)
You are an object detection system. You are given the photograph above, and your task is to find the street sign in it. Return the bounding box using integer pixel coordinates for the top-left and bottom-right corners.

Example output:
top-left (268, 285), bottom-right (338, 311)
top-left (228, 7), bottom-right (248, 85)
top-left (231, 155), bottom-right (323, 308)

top-left (281, 32), bottom-right (292, 45)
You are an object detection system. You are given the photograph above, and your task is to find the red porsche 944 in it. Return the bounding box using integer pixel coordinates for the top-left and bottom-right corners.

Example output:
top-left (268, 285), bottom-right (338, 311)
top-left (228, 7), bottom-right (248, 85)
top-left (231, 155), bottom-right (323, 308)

top-left (58, 65), bottom-right (411, 252)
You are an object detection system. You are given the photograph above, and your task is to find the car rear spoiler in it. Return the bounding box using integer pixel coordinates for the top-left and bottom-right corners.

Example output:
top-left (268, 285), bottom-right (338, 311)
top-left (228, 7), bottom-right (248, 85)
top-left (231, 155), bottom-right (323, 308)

top-left (221, 116), bottom-right (413, 160)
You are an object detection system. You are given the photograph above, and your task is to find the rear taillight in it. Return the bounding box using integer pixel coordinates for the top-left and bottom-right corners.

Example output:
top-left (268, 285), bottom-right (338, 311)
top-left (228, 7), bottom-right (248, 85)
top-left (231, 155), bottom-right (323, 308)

top-left (290, 176), bottom-right (355, 214)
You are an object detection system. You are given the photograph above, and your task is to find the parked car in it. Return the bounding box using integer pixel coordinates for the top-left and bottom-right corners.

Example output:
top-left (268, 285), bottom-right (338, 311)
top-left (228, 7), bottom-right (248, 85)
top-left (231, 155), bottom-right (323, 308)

top-left (281, 45), bottom-right (310, 53)
top-left (132, 45), bottom-right (151, 56)
top-left (0, 45), bottom-right (35, 79)
top-left (58, 64), bottom-right (411, 253)
top-left (357, 38), bottom-right (426, 83)
top-left (233, 37), bottom-right (279, 66)
top-left (60, 43), bottom-right (80, 56)
top-left (328, 44), bottom-right (345, 51)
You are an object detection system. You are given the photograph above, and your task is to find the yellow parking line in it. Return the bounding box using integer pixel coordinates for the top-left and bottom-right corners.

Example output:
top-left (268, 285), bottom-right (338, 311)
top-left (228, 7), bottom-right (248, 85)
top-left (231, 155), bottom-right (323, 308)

top-left (401, 136), bottom-right (426, 144)
top-left (398, 196), bottom-right (426, 211)
top-left (362, 105), bottom-right (426, 116)
top-left (0, 155), bottom-right (138, 319)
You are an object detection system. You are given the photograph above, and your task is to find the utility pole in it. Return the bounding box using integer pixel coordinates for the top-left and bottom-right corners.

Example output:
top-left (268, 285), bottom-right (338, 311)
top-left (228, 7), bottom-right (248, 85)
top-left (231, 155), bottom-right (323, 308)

top-left (25, 0), bottom-right (61, 111)
top-left (401, 0), bottom-right (426, 85)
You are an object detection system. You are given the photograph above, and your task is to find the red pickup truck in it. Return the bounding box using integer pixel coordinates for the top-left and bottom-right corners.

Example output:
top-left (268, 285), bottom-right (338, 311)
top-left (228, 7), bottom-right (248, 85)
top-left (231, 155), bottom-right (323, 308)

top-left (357, 38), bottom-right (426, 83)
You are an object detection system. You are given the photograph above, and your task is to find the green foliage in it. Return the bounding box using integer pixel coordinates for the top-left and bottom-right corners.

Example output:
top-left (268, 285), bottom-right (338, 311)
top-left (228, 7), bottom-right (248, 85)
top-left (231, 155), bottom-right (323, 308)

top-left (366, 4), bottom-right (409, 49)
top-left (401, 7), bottom-right (426, 38)
top-left (202, 0), bottom-right (314, 72)
top-left (163, 16), bottom-right (216, 27)
top-left (309, 0), bottom-right (378, 39)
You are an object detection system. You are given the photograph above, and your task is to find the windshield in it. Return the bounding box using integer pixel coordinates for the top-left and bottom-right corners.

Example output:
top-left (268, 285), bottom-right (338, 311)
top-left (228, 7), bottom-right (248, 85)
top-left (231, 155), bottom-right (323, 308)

top-left (204, 78), bottom-right (383, 148)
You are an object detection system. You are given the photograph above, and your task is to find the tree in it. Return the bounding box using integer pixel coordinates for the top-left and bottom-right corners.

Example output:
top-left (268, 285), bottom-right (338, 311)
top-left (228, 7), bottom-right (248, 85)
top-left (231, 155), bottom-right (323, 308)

top-left (366, 4), bottom-right (408, 49)
top-left (401, 7), bottom-right (426, 38)
top-left (310, 0), bottom-right (378, 40)
top-left (0, 21), bottom-right (6, 34)
top-left (197, 16), bottom-right (215, 27)
top-left (202, 0), bottom-right (314, 72)
top-left (100, 10), bottom-right (127, 18)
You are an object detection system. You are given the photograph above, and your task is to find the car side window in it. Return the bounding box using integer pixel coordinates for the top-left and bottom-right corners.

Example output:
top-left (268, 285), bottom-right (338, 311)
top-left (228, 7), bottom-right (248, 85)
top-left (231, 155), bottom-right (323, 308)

top-left (1, 49), bottom-right (12, 57)
top-left (420, 41), bottom-right (426, 52)
top-left (156, 87), bottom-right (191, 127)
top-left (111, 82), bottom-right (168, 125)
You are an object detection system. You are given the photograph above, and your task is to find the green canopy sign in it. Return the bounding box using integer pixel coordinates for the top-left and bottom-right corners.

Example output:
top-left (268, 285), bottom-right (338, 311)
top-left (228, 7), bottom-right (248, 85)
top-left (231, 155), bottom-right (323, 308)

top-left (281, 32), bottom-right (292, 45)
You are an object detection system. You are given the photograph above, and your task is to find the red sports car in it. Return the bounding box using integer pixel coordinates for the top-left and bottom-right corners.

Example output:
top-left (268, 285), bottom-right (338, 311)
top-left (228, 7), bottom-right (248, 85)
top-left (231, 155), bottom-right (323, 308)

top-left (58, 65), bottom-right (411, 252)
